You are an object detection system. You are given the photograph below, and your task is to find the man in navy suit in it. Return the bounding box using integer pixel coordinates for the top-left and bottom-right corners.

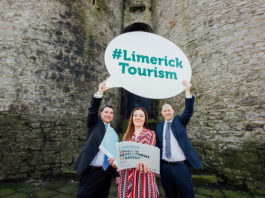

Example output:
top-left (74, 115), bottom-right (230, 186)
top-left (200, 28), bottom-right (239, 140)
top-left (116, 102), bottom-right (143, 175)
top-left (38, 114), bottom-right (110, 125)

top-left (74, 81), bottom-right (119, 198)
top-left (156, 80), bottom-right (202, 198)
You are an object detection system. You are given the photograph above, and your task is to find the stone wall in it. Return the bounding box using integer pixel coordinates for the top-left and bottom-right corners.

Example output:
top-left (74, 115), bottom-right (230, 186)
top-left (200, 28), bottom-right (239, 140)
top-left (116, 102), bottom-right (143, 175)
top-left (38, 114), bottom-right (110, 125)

top-left (0, 0), bottom-right (123, 180)
top-left (153, 0), bottom-right (265, 193)
top-left (1, 0), bottom-right (265, 193)
top-left (123, 0), bottom-right (153, 27)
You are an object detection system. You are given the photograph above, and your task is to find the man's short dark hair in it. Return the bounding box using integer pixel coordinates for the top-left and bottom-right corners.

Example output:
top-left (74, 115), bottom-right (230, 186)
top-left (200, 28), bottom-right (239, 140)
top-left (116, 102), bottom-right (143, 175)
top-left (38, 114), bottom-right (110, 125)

top-left (122, 22), bottom-right (153, 33)
top-left (101, 105), bottom-right (114, 112)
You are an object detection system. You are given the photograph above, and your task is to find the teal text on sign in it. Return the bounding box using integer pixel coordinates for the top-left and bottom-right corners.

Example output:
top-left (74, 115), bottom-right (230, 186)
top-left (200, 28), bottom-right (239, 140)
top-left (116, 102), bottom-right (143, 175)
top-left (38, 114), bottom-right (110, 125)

top-left (111, 49), bottom-right (184, 80)
top-left (104, 32), bottom-right (192, 99)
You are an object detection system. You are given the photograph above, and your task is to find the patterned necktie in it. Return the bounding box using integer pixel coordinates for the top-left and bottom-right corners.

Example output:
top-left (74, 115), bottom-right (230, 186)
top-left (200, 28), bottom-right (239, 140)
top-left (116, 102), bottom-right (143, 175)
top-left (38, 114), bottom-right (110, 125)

top-left (103, 124), bottom-right (109, 171)
top-left (165, 122), bottom-right (171, 158)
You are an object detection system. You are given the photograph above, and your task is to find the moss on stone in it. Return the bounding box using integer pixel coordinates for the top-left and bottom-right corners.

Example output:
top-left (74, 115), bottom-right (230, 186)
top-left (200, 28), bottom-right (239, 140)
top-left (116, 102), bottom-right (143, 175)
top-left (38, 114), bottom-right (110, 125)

top-left (196, 188), bottom-right (223, 197)
top-left (223, 190), bottom-right (250, 198)
top-left (212, 189), bottom-right (224, 197)
top-left (43, 181), bottom-right (65, 190)
top-left (0, 188), bottom-right (15, 196)
top-left (192, 174), bottom-right (218, 185)
top-left (50, 194), bottom-right (73, 198)
top-left (254, 195), bottom-right (265, 198)
top-left (194, 195), bottom-right (210, 198)
top-left (6, 192), bottom-right (28, 198)
top-left (34, 189), bottom-right (57, 198)
top-left (15, 183), bottom-right (34, 193)
top-left (247, 182), bottom-right (265, 195)
top-left (57, 183), bottom-right (77, 194)
top-left (197, 188), bottom-right (215, 196)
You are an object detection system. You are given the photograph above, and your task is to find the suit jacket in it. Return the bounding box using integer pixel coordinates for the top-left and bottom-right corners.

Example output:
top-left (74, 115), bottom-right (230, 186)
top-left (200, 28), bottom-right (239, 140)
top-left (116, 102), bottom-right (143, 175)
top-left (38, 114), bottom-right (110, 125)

top-left (74, 96), bottom-right (111, 175)
top-left (156, 96), bottom-right (202, 170)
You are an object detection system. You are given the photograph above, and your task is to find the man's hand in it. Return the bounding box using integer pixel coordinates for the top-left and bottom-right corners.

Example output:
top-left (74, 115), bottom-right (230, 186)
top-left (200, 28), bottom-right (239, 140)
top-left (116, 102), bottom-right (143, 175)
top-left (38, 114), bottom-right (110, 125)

top-left (115, 177), bottom-right (120, 185)
top-left (182, 80), bottom-right (192, 97)
top-left (97, 80), bottom-right (112, 96)
top-left (108, 157), bottom-right (120, 185)
top-left (108, 157), bottom-right (117, 169)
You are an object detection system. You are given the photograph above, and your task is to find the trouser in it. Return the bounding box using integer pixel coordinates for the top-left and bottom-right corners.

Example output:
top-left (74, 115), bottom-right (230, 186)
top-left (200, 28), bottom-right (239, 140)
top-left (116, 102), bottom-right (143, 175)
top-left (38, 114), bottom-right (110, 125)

top-left (77, 166), bottom-right (112, 198)
top-left (161, 161), bottom-right (194, 198)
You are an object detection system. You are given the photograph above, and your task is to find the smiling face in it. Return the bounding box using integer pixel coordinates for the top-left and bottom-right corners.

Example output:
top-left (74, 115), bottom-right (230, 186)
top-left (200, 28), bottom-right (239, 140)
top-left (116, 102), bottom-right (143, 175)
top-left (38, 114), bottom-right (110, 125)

top-left (132, 109), bottom-right (146, 128)
top-left (100, 107), bottom-right (114, 124)
top-left (161, 104), bottom-right (174, 121)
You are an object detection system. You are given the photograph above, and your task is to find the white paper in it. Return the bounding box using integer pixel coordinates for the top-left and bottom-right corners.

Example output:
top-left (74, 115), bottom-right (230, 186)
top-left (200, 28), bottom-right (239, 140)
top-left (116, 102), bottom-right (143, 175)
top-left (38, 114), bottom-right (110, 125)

top-left (116, 141), bottom-right (160, 174)
top-left (99, 127), bottom-right (118, 159)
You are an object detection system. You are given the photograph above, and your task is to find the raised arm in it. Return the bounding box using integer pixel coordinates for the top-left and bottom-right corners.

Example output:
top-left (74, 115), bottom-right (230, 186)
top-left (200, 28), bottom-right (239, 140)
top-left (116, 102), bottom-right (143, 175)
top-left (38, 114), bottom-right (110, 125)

top-left (87, 81), bottom-right (112, 127)
top-left (86, 97), bottom-right (101, 128)
top-left (179, 80), bottom-right (195, 126)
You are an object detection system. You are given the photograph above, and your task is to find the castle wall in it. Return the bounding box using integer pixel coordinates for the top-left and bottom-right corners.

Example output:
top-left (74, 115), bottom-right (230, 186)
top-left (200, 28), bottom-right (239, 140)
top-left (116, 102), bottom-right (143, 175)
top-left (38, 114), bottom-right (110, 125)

top-left (153, 0), bottom-right (265, 193)
top-left (1, 0), bottom-right (265, 193)
top-left (0, 0), bottom-right (123, 179)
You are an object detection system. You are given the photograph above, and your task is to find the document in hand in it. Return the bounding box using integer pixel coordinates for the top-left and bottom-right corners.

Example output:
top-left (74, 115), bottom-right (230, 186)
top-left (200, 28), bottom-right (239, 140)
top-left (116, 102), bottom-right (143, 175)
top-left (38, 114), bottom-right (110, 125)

top-left (99, 129), bottom-right (160, 174)
top-left (116, 141), bottom-right (160, 174)
top-left (99, 126), bottom-right (119, 159)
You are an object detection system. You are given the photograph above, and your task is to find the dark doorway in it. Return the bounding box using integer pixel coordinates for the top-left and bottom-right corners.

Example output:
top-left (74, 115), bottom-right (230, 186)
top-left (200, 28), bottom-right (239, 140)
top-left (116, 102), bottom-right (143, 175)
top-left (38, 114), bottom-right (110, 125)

top-left (126, 91), bottom-right (154, 118)
top-left (121, 22), bottom-right (155, 119)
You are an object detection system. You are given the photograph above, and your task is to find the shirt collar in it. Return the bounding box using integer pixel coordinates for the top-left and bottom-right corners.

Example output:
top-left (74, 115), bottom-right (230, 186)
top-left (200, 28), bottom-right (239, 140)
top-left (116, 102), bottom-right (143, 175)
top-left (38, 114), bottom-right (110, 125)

top-left (165, 119), bottom-right (173, 124)
top-left (103, 122), bottom-right (110, 128)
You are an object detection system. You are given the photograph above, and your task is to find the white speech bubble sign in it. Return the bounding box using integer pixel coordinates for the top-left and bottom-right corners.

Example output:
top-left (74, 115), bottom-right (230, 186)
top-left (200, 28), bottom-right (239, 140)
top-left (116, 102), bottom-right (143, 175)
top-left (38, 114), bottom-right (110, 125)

top-left (104, 32), bottom-right (191, 99)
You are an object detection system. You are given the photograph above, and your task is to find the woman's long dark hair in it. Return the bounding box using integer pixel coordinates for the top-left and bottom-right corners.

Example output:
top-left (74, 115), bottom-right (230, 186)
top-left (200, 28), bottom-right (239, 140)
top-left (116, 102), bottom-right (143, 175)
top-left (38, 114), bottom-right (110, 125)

top-left (123, 107), bottom-right (149, 141)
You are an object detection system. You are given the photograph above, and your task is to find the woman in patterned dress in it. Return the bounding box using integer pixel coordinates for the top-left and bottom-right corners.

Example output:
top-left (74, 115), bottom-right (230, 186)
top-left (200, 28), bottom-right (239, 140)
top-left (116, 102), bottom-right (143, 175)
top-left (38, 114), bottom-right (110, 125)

top-left (109, 107), bottom-right (159, 198)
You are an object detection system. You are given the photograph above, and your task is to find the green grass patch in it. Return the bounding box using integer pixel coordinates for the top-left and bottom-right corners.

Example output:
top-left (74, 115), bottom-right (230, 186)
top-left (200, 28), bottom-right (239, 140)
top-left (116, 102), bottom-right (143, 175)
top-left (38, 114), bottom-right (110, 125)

top-left (197, 188), bottom-right (215, 196)
top-left (50, 194), bottom-right (73, 198)
top-left (223, 190), bottom-right (251, 198)
top-left (34, 189), bottom-right (57, 198)
top-left (43, 181), bottom-right (66, 190)
top-left (195, 195), bottom-right (210, 198)
top-left (6, 192), bottom-right (28, 198)
top-left (196, 188), bottom-right (223, 197)
top-left (192, 174), bottom-right (218, 185)
top-left (14, 183), bottom-right (34, 193)
top-left (254, 195), bottom-right (265, 198)
top-left (57, 183), bottom-right (77, 194)
top-left (0, 188), bottom-right (15, 196)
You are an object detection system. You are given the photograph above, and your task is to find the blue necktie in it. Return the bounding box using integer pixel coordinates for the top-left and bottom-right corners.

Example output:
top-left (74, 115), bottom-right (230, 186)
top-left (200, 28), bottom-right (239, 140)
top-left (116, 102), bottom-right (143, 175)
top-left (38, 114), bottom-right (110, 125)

top-left (165, 122), bottom-right (171, 158)
top-left (103, 124), bottom-right (109, 171)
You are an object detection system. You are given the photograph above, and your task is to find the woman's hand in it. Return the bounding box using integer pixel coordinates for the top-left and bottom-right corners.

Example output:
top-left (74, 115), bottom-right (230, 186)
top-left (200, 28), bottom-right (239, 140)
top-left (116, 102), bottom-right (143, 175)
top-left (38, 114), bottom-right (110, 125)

top-left (136, 163), bottom-right (150, 174)
top-left (108, 157), bottom-right (117, 169)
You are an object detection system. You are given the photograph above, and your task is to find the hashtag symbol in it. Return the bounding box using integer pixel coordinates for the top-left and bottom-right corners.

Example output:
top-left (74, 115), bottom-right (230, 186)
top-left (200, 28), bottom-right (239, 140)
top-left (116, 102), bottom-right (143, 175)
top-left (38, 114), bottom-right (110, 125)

top-left (112, 49), bottom-right (122, 60)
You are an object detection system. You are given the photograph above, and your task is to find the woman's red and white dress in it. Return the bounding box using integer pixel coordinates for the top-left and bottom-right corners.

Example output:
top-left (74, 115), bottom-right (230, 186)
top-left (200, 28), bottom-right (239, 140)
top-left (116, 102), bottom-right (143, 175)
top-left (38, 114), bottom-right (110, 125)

top-left (118, 128), bottom-right (159, 198)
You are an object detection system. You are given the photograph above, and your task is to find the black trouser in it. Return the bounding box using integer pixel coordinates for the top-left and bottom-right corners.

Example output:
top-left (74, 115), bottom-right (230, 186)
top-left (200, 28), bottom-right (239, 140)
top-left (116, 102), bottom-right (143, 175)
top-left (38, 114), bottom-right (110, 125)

top-left (161, 161), bottom-right (194, 198)
top-left (77, 166), bottom-right (112, 198)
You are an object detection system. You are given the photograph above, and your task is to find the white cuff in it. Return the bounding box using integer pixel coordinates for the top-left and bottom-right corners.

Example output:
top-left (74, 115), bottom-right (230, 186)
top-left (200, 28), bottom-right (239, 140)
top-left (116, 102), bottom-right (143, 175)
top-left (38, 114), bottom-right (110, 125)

top-left (94, 92), bottom-right (103, 98)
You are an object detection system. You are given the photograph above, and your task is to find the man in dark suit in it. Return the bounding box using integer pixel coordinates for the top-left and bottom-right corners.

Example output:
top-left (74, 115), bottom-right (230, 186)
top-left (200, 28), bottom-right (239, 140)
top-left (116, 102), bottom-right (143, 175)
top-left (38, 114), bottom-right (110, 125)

top-left (74, 81), bottom-right (119, 198)
top-left (156, 80), bottom-right (202, 198)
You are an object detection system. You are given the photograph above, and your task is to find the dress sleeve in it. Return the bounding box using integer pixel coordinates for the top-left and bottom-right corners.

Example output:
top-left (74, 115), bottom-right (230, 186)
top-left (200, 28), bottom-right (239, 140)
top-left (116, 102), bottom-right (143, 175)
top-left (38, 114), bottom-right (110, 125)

top-left (149, 130), bottom-right (156, 146)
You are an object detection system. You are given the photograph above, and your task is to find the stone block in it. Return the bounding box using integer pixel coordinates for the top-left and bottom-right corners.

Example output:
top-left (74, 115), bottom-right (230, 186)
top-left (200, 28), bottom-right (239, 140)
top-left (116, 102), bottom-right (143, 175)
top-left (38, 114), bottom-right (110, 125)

top-left (29, 140), bottom-right (43, 150)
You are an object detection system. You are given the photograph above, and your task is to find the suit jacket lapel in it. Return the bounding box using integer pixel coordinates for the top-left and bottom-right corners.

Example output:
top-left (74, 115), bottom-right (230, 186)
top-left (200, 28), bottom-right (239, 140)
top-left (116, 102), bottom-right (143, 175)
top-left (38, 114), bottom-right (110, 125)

top-left (158, 122), bottom-right (164, 148)
top-left (97, 119), bottom-right (106, 144)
